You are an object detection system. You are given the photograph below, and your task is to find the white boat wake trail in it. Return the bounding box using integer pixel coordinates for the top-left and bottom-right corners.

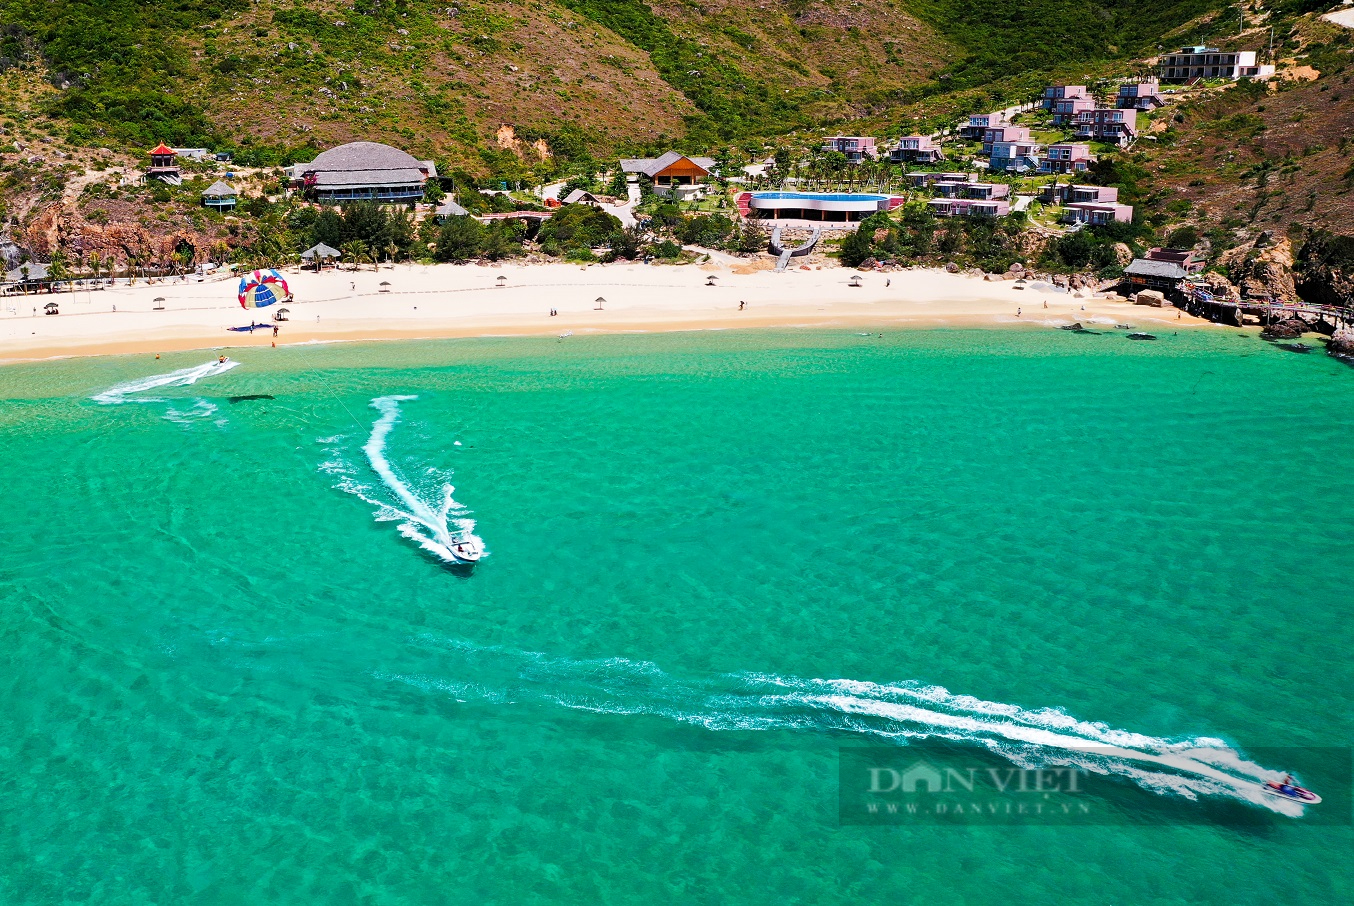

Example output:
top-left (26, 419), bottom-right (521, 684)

top-left (92, 360), bottom-right (240, 405)
top-left (323, 395), bottom-right (482, 564)
top-left (383, 638), bottom-right (1302, 816)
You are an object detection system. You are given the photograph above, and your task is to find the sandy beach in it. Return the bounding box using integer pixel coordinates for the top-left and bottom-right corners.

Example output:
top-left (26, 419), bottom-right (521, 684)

top-left (0, 260), bottom-right (1209, 362)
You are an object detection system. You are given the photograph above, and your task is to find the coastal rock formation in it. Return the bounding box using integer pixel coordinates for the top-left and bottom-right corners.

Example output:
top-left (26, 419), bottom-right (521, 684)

top-left (1329, 327), bottom-right (1354, 357)
top-left (1198, 270), bottom-right (1239, 300)
top-left (1295, 230), bottom-right (1354, 309)
top-left (1113, 243), bottom-right (1133, 267)
top-left (1261, 319), bottom-right (1306, 340)
top-left (1221, 232), bottom-right (1297, 301)
top-left (1134, 290), bottom-right (1165, 307)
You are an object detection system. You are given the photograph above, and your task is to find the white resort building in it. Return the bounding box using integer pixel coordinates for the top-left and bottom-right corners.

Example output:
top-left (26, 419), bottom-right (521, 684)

top-left (1158, 46), bottom-right (1275, 81)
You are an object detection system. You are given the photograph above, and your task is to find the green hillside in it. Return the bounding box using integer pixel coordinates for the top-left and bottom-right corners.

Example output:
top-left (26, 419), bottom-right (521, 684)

top-left (0, 0), bottom-right (1227, 171)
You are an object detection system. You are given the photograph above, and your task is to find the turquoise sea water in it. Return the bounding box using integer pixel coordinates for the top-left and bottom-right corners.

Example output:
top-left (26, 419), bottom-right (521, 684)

top-left (1, 328), bottom-right (1351, 904)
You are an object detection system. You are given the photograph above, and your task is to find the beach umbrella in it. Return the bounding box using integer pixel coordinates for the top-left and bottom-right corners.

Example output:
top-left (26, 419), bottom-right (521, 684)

top-left (849, 275), bottom-right (862, 287)
top-left (496, 275), bottom-right (507, 287)
top-left (153, 296), bottom-right (166, 310)
top-left (706, 275), bottom-right (718, 286)
top-left (238, 269), bottom-right (289, 309)
top-left (379, 281), bottom-right (392, 293)
top-left (595, 296), bottom-right (605, 310)
top-left (43, 301), bottom-right (59, 312)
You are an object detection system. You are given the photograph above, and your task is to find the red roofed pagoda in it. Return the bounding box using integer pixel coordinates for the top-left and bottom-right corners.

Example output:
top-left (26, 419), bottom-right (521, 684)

top-left (146, 142), bottom-right (181, 185)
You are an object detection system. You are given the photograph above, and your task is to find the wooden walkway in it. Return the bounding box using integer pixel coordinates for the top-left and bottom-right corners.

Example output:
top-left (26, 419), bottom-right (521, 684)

top-left (1180, 286), bottom-right (1352, 332)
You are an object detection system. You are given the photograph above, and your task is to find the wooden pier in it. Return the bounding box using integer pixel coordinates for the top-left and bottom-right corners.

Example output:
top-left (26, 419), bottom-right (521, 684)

top-left (1179, 288), bottom-right (1353, 334)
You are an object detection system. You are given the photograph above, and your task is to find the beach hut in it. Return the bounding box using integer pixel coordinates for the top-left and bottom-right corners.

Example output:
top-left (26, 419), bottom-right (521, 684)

top-left (273, 307), bottom-right (290, 322)
top-left (379, 281), bottom-right (392, 293)
top-left (496, 275), bottom-right (507, 287)
top-left (300, 243), bottom-right (342, 271)
top-left (595, 296), bottom-right (605, 310)
top-left (202, 181), bottom-right (238, 211)
top-left (43, 301), bottom-right (59, 315)
top-left (153, 296), bottom-right (166, 310)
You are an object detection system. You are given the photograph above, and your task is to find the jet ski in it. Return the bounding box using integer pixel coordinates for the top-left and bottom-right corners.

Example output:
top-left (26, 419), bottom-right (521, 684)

top-left (1263, 777), bottom-right (1321, 805)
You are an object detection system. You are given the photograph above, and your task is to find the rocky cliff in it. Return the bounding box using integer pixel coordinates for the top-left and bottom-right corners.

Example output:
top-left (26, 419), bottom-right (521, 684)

top-left (1295, 230), bottom-right (1354, 309)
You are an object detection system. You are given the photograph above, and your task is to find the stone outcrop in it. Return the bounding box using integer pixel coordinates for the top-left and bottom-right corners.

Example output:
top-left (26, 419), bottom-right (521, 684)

top-left (1261, 319), bottom-right (1306, 340)
top-left (1295, 230), bottom-right (1354, 309)
top-left (1220, 231), bottom-right (1297, 301)
top-left (1134, 290), bottom-right (1165, 307)
top-left (1329, 327), bottom-right (1354, 357)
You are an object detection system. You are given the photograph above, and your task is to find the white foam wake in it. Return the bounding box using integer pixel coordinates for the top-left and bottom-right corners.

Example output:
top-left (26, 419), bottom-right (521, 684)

top-left (93, 359), bottom-right (240, 404)
top-left (328, 395), bottom-right (482, 563)
top-left (382, 639), bottom-right (1304, 816)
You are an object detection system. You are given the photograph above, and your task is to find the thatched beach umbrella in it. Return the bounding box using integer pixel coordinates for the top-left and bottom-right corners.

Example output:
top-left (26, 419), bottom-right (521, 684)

top-left (379, 281), bottom-right (392, 293)
top-left (849, 275), bottom-right (862, 287)
top-left (153, 296), bottom-right (166, 310)
top-left (595, 296), bottom-right (605, 310)
top-left (705, 275), bottom-right (718, 286)
top-left (273, 307), bottom-right (290, 322)
top-left (300, 243), bottom-right (342, 271)
top-left (496, 275), bottom-right (507, 287)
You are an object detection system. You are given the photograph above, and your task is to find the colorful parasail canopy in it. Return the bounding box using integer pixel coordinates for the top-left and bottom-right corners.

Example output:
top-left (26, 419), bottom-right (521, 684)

top-left (238, 269), bottom-right (289, 309)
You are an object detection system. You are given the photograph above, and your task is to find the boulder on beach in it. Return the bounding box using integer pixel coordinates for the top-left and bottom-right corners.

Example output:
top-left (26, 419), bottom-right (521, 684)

top-left (1003, 271), bottom-right (1017, 281)
top-left (1329, 327), bottom-right (1354, 357)
top-left (945, 262), bottom-right (960, 273)
top-left (1009, 262), bottom-right (1025, 274)
top-left (1261, 319), bottom-right (1306, 340)
top-left (1134, 290), bottom-right (1165, 307)
top-left (984, 272), bottom-right (1003, 281)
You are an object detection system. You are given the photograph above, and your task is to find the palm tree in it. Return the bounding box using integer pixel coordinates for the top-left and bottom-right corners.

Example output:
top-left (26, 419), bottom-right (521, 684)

top-left (340, 240), bottom-right (369, 272)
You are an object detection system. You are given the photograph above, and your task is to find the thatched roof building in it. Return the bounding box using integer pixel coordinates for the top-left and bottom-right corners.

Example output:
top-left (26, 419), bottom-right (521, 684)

top-left (202, 181), bottom-right (238, 211)
top-left (290, 141), bottom-right (437, 203)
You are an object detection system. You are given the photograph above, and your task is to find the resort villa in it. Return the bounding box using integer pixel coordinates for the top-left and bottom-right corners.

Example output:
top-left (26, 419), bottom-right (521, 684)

top-left (981, 124), bottom-right (1032, 155)
top-left (927, 198), bottom-right (1010, 218)
top-left (1041, 184), bottom-right (1133, 224)
top-left (890, 136), bottom-right (945, 164)
top-left (290, 142), bottom-right (438, 203)
top-left (821, 136), bottom-right (879, 162)
top-left (1040, 143), bottom-right (1095, 174)
top-left (1043, 86), bottom-right (1095, 125)
top-left (960, 113), bottom-right (1007, 140)
top-left (201, 181), bottom-right (238, 212)
top-left (1158, 46), bottom-right (1275, 81)
top-left (1117, 80), bottom-right (1166, 109)
top-left (907, 171), bottom-right (973, 189)
top-left (1073, 108), bottom-right (1138, 146)
top-left (620, 152), bottom-right (716, 200)
top-left (1042, 85), bottom-right (1088, 108)
top-left (146, 143), bottom-right (182, 186)
top-left (988, 139), bottom-right (1042, 172)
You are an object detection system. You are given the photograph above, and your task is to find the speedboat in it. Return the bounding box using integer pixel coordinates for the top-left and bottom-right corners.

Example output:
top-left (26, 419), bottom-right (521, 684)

top-left (1263, 779), bottom-right (1321, 805)
top-left (444, 536), bottom-right (483, 564)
